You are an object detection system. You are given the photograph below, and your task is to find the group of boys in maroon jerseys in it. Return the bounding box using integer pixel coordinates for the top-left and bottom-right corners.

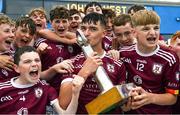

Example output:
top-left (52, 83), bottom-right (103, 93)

top-left (0, 1), bottom-right (179, 114)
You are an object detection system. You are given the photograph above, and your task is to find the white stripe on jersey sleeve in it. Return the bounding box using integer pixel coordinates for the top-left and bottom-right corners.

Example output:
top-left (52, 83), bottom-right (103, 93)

top-left (157, 49), bottom-right (176, 66)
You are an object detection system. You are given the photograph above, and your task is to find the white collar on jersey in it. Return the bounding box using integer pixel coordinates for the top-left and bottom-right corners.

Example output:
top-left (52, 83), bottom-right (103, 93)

top-left (135, 44), bottom-right (159, 57)
top-left (11, 77), bottom-right (35, 88)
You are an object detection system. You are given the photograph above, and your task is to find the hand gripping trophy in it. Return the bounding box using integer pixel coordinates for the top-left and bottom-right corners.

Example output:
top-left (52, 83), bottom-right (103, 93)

top-left (76, 29), bottom-right (134, 114)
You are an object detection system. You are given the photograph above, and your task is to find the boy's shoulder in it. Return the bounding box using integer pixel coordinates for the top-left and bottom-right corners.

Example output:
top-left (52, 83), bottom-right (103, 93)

top-left (105, 52), bottom-right (124, 66)
top-left (0, 80), bottom-right (12, 90)
top-left (159, 45), bottom-right (178, 56)
top-left (120, 44), bottom-right (136, 52)
top-left (157, 45), bottom-right (178, 66)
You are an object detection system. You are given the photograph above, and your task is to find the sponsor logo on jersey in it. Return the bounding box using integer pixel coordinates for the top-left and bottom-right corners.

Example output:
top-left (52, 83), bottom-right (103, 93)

top-left (18, 90), bottom-right (29, 95)
top-left (34, 88), bottom-right (43, 98)
top-left (168, 82), bottom-right (178, 88)
top-left (124, 58), bottom-right (131, 63)
top-left (83, 84), bottom-right (100, 93)
top-left (74, 64), bottom-right (83, 69)
top-left (152, 63), bottom-right (163, 75)
top-left (133, 75), bottom-right (142, 85)
top-left (136, 59), bottom-right (147, 64)
top-left (68, 46), bottom-right (73, 53)
top-left (0, 96), bottom-right (13, 102)
top-left (107, 63), bottom-right (115, 73)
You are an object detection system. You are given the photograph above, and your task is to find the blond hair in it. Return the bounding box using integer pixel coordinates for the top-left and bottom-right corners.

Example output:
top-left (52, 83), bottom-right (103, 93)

top-left (28, 7), bottom-right (47, 18)
top-left (131, 10), bottom-right (160, 27)
top-left (0, 14), bottom-right (12, 25)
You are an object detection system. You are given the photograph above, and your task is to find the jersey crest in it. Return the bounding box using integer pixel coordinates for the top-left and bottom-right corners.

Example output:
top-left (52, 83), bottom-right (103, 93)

top-left (152, 63), bottom-right (163, 75)
top-left (34, 88), bottom-right (43, 98)
top-left (107, 63), bottom-right (115, 73)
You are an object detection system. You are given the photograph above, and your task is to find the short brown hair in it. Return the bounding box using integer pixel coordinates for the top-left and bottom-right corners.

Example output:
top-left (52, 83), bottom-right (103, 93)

top-left (113, 14), bottom-right (132, 27)
top-left (50, 6), bottom-right (69, 21)
top-left (127, 5), bottom-right (145, 14)
top-left (69, 9), bottom-right (80, 17)
top-left (103, 8), bottom-right (116, 19)
top-left (16, 16), bottom-right (36, 36)
top-left (131, 10), bottom-right (160, 27)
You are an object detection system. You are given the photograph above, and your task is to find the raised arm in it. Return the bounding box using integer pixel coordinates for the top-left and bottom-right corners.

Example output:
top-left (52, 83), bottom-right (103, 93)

top-left (37, 29), bottom-right (77, 44)
top-left (59, 52), bottom-right (103, 109)
top-left (54, 75), bottom-right (85, 114)
top-left (40, 60), bottom-right (74, 81)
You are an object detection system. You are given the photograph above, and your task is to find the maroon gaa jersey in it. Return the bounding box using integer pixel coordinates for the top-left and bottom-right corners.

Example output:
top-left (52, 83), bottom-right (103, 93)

top-left (61, 51), bottom-right (127, 114)
top-left (120, 44), bottom-right (180, 114)
top-left (0, 51), bottom-right (19, 82)
top-left (102, 36), bottom-right (112, 51)
top-left (40, 39), bottom-right (81, 93)
top-left (0, 78), bottom-right (58, 114)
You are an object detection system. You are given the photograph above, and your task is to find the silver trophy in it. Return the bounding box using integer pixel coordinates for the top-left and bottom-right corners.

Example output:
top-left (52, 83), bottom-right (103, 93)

top-left (76, 29), bottom-right (114, 92)
top-left (76, 29), bottom-right (134, 114)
